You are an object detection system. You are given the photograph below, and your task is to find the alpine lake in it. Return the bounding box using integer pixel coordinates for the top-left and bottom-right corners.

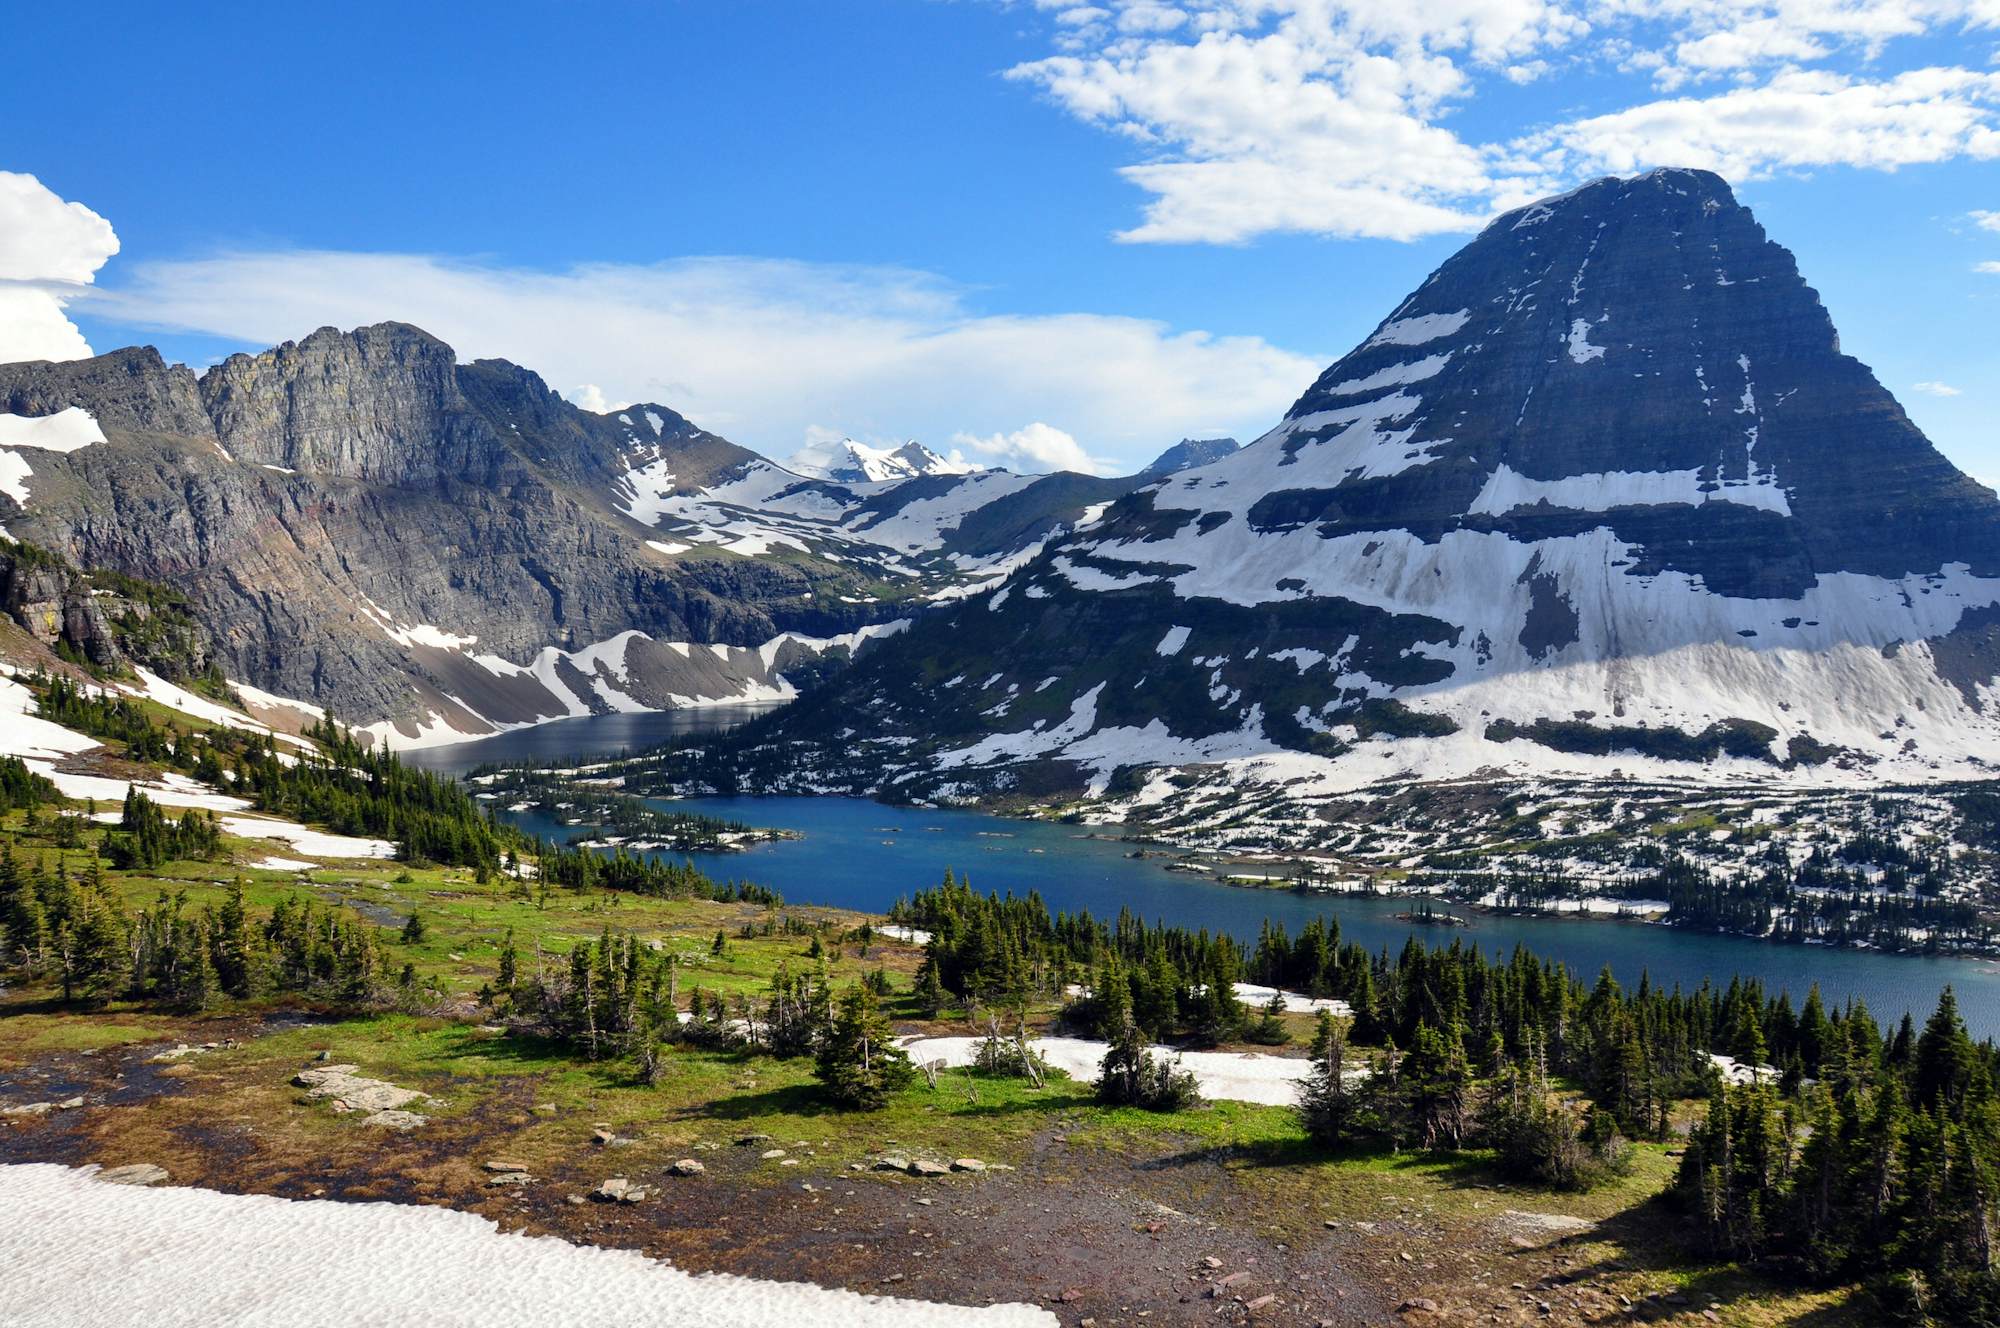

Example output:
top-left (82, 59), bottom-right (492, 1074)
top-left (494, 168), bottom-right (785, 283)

top-left (406, 708), bottom-right (2000, 1040)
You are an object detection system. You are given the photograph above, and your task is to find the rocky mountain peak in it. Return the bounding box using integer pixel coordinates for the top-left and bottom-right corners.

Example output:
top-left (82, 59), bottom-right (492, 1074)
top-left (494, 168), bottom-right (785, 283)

top-left (0, 345), bottom-right (210, 439)
top-left (710, 168), bottom-right (2000, 804)
top-left (785, 437), bottom-right (977, 484)
top-left (198, 322), bottom-right (478, 483)
top-left (1142, 437), bottom-right (1239, 476)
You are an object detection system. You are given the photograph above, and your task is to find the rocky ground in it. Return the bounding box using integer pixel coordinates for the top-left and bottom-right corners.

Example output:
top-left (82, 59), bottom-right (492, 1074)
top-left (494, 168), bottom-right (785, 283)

top-left (0, 1008), bottom-right (1843, 1327)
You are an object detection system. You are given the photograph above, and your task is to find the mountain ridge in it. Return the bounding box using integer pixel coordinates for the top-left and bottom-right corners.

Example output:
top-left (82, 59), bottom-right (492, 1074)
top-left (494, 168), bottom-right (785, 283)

top-left (0, 324), bottom-right (1177, 746)
top-left (661, 168), bottom-right (2000, 812)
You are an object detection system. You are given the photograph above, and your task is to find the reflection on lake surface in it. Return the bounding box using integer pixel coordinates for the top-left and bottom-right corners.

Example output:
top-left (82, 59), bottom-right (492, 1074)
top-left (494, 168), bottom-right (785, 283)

top-left (397, 704), bottom-right (784, 775)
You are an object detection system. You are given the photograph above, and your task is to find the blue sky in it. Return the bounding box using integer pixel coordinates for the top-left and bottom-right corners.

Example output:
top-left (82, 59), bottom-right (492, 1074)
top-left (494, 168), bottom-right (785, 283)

top-left (2, 0), bottom-right (1995, 475)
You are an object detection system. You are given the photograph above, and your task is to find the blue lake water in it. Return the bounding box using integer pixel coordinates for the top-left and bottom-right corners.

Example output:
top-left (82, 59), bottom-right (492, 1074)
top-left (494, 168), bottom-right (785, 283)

top-left (415, 712), bottom-right (2000, 1038)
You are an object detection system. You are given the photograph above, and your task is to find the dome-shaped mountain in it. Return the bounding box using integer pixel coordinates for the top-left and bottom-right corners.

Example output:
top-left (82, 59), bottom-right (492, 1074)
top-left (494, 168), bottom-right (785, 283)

top-left (699, 169), bottom-right (2000, 806)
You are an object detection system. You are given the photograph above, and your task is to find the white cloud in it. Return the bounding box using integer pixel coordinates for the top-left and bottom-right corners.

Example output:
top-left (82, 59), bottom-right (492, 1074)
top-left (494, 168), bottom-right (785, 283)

top-left (1523, 68), bottom-right (2000, 182)
top-left (1912, 380), bottom-right (1963, 396)
top-left (0, 171), bottom-right (120, 364)
top-left (1974, 209), bottom-right (2000, 231)
top-left (949, 422), bottom-right (1112, 474)
top-left (563, 383), bottom-right (631, 414)
top-left (93, 251), bottom-right (1319, 470)
top-left (1001, 1), bottom-right (2000, 245)
top-left (1979, 260), bottom-right (2000, 273)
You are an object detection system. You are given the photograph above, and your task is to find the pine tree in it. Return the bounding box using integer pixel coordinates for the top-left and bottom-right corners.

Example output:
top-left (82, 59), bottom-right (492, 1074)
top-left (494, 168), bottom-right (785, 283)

top-left (1297, 1010), bottom-right (1355, 1146)
top-left (61, 867), bottom-right (129, 1008)
top-left (1912, 987), bottom-right (1979, 1116)
top-left (814, 983), bottom-right (913, 1109)
top-left (913, 953), bottom-right (948, 1019)
top-left (210, 879), bottom-right (255, 999)
top-left (1400, 1021), bottom-right (1472, 1150)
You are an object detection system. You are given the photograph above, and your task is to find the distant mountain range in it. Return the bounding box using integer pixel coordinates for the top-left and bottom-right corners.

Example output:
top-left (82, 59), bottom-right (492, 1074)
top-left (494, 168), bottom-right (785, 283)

top-left (667, 168), bottom-right (2000, 813)
top-left (784, 438), bottom-right (977, 484)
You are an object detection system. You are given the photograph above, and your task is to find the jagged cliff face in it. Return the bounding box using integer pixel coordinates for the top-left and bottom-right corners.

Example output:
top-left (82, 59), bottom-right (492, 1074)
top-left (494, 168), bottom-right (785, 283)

top-left (0, 326), bottom-right (914, 739)
top-left (712, 170), bottom-right (2000, 804)
top-left (0, 322), bottom-right (1134, 744)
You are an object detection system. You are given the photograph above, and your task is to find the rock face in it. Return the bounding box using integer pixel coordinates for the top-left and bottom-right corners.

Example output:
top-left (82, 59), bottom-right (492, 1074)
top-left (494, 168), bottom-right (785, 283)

top-left (0, 326), bottom-right (916, 736)
top-left (0, 542), bottom-right (212, 677)
top-left (1142, 437), bottom-right (1239, 477)
top-left (688, 169), bottom-right (2000, 803)
top-left (0, 323), bottom-right (1153, 742)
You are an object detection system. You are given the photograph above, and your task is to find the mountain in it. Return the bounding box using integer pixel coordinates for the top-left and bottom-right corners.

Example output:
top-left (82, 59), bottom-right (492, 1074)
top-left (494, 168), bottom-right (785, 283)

top-left (1142, 437), bottom-right (1239, 477)
top-left (0, 324), bottom-right (1162, 748)
top-left (682, 169), bottom-right (2000, 810)
top-left (784, 437), bottom-right (975, 483)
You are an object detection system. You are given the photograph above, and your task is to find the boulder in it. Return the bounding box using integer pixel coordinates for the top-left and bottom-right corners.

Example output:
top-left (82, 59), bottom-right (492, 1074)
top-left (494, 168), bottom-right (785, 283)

top-left (96, 1164), bottom-right (170, 1187)
top-left (907, 1159), bottom-right (950, 1178)
top-left (293, 1065), bottom-right (435, 1128)
top-left (950, 1158), bottom-right (986, 1173)
top-left (668, 1159), bottom-right (706, 1177)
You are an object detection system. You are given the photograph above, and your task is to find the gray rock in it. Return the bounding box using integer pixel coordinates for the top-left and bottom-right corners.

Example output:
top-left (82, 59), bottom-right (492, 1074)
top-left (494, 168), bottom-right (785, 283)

top-left (293, 1066), bottom-right (433, 1129)
top-left (668, 1159), bottom-right (706, 1177)
top-left (96, 1164), bottom-right (169, 1186)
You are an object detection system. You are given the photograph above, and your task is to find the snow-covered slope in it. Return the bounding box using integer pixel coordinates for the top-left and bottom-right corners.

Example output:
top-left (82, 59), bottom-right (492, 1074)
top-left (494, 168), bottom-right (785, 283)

top-left (784, 437), bottom-right (975, 483)
top-left (610, 447), bottom-right (1139, 599)
top-left (700, 169), bottom-right (2000, 806)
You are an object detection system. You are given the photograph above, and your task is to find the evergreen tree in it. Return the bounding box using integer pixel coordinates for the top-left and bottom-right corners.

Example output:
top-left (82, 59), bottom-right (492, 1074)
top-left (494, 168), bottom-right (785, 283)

top-left (1296, 1010), bottom-right (1356, 1146)
top-left (814, 983), bottom-right (912, 1109)
top-left (1400, 1021), bottom-right (1472, 1150)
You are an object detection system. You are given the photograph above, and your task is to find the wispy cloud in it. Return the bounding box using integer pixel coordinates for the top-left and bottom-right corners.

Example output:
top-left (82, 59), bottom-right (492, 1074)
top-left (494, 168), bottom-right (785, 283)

top-left (1003, 1), bottom-right (2000, 244)
top-left (89, 250), bottom-right (1321, 471)
top-left (1912, 380), bottom-right (1963, 396)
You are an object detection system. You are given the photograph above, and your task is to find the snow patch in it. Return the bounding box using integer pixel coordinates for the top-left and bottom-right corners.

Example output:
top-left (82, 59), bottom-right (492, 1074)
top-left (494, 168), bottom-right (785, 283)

top-left (1364, 310), bottom-right (1470, 349)
top-left (0, 1164), bottom-right (1055, 1328)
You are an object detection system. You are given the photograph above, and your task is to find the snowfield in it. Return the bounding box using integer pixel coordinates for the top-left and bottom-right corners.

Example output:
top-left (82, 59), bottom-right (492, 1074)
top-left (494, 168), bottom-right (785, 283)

top-left (0, 1165), bottom-right (1057, 1328)
top-left (217, 815), bottom-right (396, 860)
top-left (901, 1033), bottom-right (1317, 1107)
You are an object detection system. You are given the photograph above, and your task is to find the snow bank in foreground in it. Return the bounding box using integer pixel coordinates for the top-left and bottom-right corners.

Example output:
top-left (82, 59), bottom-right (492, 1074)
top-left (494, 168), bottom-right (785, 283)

top-left (218, 815), bottom-right (395, 860)
top-left (0, 1164), bottom-right (1056, 1328)
top-left (901, 1034), bottom-right (1312, 1107)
